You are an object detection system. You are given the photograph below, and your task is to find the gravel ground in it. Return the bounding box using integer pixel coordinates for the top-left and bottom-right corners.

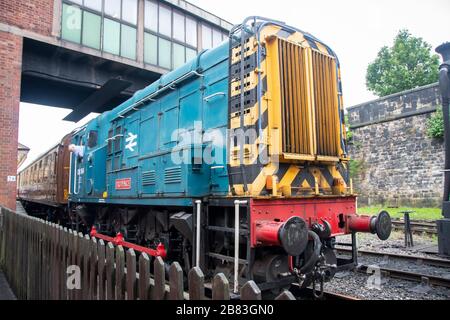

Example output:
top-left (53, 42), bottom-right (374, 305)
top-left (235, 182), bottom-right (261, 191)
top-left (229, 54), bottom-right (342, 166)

top-left (327, 270), bottom-right (450, 300)
top-left (324, 231), bottom-right (450, 300)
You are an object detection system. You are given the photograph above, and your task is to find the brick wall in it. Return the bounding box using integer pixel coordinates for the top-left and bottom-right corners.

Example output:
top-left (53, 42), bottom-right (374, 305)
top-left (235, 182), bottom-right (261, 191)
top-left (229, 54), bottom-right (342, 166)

top-left (0, 32), bottom-right (23, 210)
top-left (0, 0), bottom-right (54, 36)
top-left (348, 83), bottom-right (444, 207)
top-left (0, 0), bottom-right (54, 209)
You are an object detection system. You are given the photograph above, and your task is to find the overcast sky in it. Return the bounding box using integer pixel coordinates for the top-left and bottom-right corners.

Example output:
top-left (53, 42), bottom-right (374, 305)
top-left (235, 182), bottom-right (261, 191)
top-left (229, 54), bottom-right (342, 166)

top-left (19, 0), bottom-right (450, 170)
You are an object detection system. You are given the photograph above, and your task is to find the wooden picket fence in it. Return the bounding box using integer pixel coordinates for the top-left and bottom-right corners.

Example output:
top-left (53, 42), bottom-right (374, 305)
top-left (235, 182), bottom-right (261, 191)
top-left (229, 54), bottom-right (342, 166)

top-left (0, 206), bottom-right (296, 300)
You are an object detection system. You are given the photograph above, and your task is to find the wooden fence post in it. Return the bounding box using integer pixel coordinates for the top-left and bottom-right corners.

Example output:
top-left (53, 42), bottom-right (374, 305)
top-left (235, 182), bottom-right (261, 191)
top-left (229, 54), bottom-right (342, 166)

top-left (59, 226), bottom-right (67, 300)
top-left (138, 253), bottom-right (150, 300)
top-left (97, 239), bottom-right (106, 300)
top-left (105, 242), bottom-right (115, 300)
top-left (212, 273), bottom-right (230, 300)
top-left (76, 232), bottom-right (84, 300)
top-left (240, 281), bottom-right (262, 300)
top-left (275, 290), bottom-right (296, 300)
top-left (126, 249), bottom-right (137, 300)
top-left (169, 262), bottom-right (183, 300)
top-left (153, 256), bottom-right (166, 300)
top-left (115, 246), bottom-right (125, 300)
top-left (89, 237), bottom-right (98, 300)
top-left (188, 267), bottom-right (205, 300)
top-left (82, 235), bottom-right (91, 300)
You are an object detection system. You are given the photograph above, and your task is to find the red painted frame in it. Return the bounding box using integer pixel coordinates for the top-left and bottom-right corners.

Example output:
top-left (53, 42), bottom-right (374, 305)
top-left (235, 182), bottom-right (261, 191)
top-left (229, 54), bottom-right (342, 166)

top-left (250, 197), bottom-right (357, 248)
top-left (90, 227), bottom-right (167, 259)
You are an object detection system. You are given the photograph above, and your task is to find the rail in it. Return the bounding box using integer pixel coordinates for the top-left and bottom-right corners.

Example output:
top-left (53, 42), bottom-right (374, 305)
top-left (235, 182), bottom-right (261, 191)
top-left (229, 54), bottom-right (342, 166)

top-left (391, 219), bottom-right (438, 235)
top-left (336, 247), bottom-right (450, 268)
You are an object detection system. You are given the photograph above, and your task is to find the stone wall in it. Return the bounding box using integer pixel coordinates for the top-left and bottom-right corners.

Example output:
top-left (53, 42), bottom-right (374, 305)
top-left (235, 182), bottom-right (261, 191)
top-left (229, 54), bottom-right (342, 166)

top-left (348, 83), bottom-right (444, 207)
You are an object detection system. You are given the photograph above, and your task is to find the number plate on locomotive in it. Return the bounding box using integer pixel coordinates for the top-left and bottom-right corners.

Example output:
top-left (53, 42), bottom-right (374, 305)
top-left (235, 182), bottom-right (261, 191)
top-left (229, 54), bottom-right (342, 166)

top-left (115, 178), bottom-right (132, 190)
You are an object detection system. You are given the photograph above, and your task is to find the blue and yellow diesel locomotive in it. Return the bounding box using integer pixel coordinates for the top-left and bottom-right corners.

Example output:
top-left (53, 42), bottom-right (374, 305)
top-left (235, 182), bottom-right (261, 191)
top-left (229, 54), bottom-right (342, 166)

top-left (22, 17), bottom-right (392, 291)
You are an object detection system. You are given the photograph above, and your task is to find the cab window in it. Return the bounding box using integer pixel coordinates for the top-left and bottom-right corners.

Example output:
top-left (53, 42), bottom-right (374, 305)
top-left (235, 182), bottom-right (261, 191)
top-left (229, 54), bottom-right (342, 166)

top-left (88, 130), bottom-right (98, 149)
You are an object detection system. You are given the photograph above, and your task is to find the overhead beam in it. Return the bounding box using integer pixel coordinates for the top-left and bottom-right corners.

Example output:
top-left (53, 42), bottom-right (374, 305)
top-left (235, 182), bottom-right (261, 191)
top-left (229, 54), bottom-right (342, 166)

top-left (63, 79), bottom-right (132, 122)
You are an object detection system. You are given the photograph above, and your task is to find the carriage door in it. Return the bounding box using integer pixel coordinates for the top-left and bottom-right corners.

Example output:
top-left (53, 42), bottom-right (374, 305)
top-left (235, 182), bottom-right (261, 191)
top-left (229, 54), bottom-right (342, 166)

top-left (122, 112), bottom-right (140, 173)
top-left (84, 129), bottom-right (107, 197)
top-left (106, 122), bottom-right (124, 196)
top-left (107, 114), bottom-right (140, 198)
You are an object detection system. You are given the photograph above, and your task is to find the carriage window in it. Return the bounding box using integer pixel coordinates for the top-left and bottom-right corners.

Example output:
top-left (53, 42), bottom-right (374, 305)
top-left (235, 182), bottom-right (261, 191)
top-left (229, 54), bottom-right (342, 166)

top-left (88, 130), bottom-right (98, 149)
top-left (38, 161), bottom-right (42, 183)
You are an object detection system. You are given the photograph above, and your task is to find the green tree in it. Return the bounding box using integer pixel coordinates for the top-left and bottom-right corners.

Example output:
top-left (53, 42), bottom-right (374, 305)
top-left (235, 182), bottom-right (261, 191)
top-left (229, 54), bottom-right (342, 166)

top-left (366, 30), bottom-right (440, 97)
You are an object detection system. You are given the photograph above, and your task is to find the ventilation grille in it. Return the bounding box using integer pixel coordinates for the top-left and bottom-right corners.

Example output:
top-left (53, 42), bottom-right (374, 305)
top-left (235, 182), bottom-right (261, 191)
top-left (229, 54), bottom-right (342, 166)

top-left (164, 167), bottom-right (182, 184)
top-left (278, 39), bottom-right (340, 158)
top-left (142, 171), bottom-right (156, 186)
top-left (311, 50), bottom-right (340, 157)
top-left (279, 40), bottom-right (312, 156)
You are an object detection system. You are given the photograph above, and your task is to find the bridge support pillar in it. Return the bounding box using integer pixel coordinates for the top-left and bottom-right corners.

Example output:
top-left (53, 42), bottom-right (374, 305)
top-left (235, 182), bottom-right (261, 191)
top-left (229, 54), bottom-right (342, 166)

top-left (0, 31), bottom-right (22, 210)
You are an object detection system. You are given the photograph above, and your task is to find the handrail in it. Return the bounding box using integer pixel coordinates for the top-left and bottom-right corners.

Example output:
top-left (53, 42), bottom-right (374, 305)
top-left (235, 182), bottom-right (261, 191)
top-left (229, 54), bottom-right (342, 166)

top-left (113, 70), bottom-right (204, 121)
top-left (195, 200), bottom-right (202, 268)
top-left (203, 92), bottom-right (226, 102)
top-left (68, 152), bottom-right (73, 195)
top-left (234, 200), bottom-right (247, 293)
top-left (72, 154), bottom-right (79, 195)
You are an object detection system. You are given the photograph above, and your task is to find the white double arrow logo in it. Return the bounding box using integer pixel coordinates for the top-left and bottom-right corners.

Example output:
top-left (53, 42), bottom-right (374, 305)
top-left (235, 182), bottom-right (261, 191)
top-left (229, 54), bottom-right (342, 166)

top-left (125, 132), bottom-right (138, 152)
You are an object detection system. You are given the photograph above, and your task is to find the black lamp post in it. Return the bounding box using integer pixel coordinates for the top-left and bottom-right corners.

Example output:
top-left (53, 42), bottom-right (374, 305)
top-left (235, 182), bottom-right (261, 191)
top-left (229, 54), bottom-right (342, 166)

top-left (436, 42), bottom-right (450, 257)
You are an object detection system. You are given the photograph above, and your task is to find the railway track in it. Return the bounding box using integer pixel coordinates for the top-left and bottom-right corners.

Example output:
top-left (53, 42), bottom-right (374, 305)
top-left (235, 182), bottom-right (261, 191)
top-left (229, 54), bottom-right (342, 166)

top-left (336, 247), bottom-right (450, 289)
top-left (391, 219), bottom-right (437, 235)
top-left (336, 247), bottom-right (450, 268)
top-left (358, 265), bottom-right (450, 288)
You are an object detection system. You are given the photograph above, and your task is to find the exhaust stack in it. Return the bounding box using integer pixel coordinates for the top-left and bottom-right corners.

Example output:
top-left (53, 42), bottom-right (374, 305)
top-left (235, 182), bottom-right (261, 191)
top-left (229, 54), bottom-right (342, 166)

top-left (436, 42), bottom-right (450, 257)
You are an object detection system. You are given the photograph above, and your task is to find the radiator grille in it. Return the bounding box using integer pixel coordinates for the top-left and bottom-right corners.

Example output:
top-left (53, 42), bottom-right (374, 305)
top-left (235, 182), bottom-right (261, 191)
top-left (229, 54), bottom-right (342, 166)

top-left (279, 40), bottom-right (312, 155)
top-left (278, 39), bottom-right (340, 158)
top-left (311, 51), bottom-right (340, 157)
